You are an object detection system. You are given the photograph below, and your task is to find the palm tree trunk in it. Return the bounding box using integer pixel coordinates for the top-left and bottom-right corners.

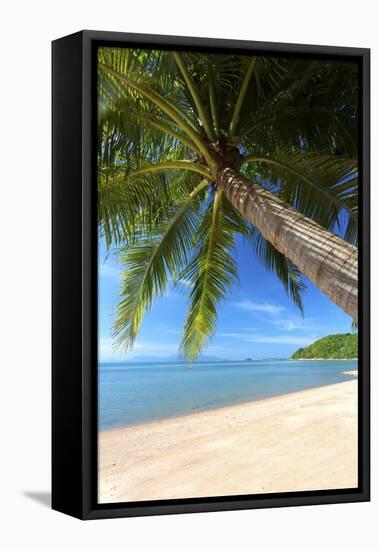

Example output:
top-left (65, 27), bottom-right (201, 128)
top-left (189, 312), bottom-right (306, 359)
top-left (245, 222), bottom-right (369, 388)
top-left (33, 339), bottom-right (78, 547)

top-left (217, 167), bottom-right (358, 321)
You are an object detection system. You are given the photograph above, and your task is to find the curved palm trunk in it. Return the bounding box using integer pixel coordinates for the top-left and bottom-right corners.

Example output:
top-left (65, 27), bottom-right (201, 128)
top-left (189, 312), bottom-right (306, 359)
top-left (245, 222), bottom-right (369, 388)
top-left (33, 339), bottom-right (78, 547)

top-left (217, 167), bottom-right (358, 321)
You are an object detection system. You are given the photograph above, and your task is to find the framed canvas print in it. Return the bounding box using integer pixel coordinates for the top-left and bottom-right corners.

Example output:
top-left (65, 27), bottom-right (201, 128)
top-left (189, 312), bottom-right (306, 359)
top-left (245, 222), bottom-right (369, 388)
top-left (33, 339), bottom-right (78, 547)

top-left (52, 30), bottom-right (370, 520)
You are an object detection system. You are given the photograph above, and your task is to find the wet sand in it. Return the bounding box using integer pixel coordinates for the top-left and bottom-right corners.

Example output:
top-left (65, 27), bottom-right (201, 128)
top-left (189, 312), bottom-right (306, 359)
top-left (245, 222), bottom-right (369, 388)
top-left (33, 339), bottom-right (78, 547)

top-left (98, 380), bottom-right (358, 503)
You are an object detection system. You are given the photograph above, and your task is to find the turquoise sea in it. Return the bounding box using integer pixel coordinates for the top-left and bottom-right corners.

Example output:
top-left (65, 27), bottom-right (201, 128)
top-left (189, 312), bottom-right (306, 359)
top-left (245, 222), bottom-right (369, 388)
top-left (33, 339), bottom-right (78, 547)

top-left (99, 359), bottom-right (357, 431)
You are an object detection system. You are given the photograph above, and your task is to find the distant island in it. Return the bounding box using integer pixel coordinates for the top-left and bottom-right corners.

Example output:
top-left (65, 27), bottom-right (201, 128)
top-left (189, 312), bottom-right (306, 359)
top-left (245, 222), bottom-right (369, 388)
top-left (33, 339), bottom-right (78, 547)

top-left (102, 355), bottom-right (290, 364)
top-left (291, 333), bottom-right (358, 360)
top-left (124, 354), bottom-right (224, 363)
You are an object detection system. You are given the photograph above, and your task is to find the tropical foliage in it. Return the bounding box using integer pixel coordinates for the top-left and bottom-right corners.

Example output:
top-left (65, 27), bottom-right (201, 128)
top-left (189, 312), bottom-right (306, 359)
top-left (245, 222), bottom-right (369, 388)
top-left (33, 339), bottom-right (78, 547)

top-left (97, 47), bottom-right (358, 361)
top-left (291, 333), bottom-right (358, 360)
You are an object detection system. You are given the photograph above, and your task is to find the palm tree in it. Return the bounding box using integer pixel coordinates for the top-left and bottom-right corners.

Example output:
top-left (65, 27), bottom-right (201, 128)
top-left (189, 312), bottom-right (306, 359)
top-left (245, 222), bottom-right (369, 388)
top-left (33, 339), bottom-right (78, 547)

top-left (98, 48), bottom-right (358, 361)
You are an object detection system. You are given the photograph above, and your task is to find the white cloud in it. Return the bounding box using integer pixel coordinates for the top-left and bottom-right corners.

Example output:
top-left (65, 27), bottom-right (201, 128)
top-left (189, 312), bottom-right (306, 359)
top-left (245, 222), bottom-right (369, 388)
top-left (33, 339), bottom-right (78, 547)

top-left (168, 277), bottom-right (193, 291)
top-left (99, 262), bottom-right (120, 279)
top-left (218, 332), bottom-right (248, 338)
top-left (176, 279), bottom-right (193, 288)
top-left (270, 318), bottom-right (320, 332)
top-left (233, 300), bottom-right (286, 315)
top-left (162, 328), bottom-right (182, 335)
top-left (133, 341), bottom-right (179, 354)
top-left (272, 320), bottom-right (298, 331)
top-left (206, 345), bottom-right (227, 353)
top-left (98, 337), bottom-right (122, 361)
top-left (245, 334), bottom-right (317, 346)
top-left (216, 327), bottom-right (317, 346)
top-left (99, 337), bottom-right (180, 361)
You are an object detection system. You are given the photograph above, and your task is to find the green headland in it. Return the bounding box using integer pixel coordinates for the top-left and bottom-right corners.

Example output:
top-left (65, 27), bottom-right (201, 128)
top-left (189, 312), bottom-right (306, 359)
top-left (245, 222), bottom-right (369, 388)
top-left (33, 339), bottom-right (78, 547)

top-left (291, 333), bottom-right (358, 360)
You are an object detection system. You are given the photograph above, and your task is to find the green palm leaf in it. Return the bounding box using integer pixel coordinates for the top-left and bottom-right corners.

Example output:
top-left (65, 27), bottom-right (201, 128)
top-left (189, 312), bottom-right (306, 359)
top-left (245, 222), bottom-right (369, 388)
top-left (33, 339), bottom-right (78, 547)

top-left (97, 47), bottom-right (359, 358)
top-left (113, 180), bottom-right (208, 350)
top-left (244, 147), bottom-right (358, 245)
top-left (98, 48), bottom-right (216, 166)
top-left (98, 172), bottom-right (170, 248)
top-left (248, 225), bottom-right (306, 314)
top-left (242, 60), bottom-right (358, 157)
top-left (179, 190), bottom-right (239, 361)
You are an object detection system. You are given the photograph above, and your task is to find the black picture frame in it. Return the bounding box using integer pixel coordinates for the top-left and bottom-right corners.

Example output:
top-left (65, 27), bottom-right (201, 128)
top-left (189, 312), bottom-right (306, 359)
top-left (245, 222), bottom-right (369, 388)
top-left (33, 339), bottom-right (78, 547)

top-left (52, 30), bottom-right (370, 520)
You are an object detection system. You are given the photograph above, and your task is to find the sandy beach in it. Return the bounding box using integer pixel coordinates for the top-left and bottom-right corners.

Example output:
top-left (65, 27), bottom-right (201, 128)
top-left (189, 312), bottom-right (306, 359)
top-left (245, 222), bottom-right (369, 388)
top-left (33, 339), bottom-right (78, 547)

top-left (98, 379), bottom-right (358, 503)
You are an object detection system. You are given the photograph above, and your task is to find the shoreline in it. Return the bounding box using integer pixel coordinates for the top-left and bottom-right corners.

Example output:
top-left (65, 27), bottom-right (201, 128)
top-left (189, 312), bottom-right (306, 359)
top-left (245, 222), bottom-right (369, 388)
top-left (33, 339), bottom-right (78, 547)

top-left (99, 379), bottom-right (358, 503)
top-left (343, 370), bottom-right (358, 377)
top-left (290, 357), bottom-right (358, 361)
top-left (100, 372), bottom-right (357, 434)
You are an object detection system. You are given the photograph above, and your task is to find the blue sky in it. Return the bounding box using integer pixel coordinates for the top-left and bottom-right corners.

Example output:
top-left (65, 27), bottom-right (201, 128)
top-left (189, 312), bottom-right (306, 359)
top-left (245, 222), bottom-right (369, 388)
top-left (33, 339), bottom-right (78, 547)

top-left (98, 235), bottom-right (353, 362)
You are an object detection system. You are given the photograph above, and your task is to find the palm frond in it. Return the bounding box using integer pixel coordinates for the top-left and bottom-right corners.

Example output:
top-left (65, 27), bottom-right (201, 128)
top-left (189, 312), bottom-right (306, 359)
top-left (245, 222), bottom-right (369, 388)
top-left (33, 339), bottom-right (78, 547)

top-left (113, 180), bottom-right (208, 349)
top-left (248, 225), bottom-right (306, 314)
top-left (99, 90), bottom-right (199, 154)
top-left (98, 171), bottom-right (166, 248)
top-left (99, 169), bottom-right (204, 249)
top-left (207, 63), bottom-right (220, 138)
top-left (97, 47), bottom-right (359, 356)
top-left (173, 52), bottom-right (215, 141)
top-left (98, 49), bottom-right (216, 166)
top-left (179, 190), bottom-right (239, 361)
top-left (243, 147), bottom-right (358, 245)
top-left (242, 60), bottom-right (358, 157)
top-left (229, 57), bottom-right (257, 137)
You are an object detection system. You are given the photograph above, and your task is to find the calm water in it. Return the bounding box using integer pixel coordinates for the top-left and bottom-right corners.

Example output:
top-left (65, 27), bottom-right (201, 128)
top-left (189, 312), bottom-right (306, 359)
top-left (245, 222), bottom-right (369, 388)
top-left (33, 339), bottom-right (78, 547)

top-left (99, 359), bottom-right (357, 431)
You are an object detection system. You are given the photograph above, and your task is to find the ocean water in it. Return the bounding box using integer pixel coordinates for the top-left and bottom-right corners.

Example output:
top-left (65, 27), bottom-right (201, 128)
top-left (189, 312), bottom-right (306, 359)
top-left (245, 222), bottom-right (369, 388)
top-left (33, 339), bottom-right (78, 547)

top-left (99, 359), bottom-right (357, 431)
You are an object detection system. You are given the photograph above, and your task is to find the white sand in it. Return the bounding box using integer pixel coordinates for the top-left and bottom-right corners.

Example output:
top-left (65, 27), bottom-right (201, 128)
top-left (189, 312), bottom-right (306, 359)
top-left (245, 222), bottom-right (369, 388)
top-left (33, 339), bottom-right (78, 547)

top-left (98, 380), bottom-right (358, 503)
top-left (343, 370), bottom-right (358, 377)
